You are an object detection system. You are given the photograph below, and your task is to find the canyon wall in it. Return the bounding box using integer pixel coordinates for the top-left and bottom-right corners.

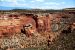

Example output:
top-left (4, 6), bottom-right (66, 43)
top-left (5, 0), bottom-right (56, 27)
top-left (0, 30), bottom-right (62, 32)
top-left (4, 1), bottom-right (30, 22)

top-left (0, 13), bottom-right (75, 38)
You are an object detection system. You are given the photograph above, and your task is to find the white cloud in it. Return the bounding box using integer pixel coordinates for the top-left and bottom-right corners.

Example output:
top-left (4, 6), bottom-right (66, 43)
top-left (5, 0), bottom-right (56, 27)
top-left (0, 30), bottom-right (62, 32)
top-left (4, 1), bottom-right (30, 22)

top-left (1, 3), bottom-right (27, 7)
top-left (0, 0), bottom-right (27, 7)
top-left (30, 0), bottom-right (35, 2)
top-left (45, 2), bottom-right (60, 5)
top-left (45, 2), bottom-right (66, 6)
top-left (30, 6), bottom-right (59, 9)
top-left (30, 0), bottom-right (45, 2)
top-left (0, 0), bottom-right (26, 4)
top-left (0, 0), bottom-right (17, 2)
top-left (0, 0), bottom-right (71, 9)
top-left (62, 2), bottom-right (65, 4)
top-left (35, 0), bottom-right (45, 2)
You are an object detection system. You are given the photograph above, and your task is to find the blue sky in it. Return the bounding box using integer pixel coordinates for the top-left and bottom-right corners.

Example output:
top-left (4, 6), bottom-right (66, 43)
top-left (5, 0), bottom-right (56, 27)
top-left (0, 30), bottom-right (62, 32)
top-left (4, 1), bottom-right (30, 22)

top-left (0, 0), bottom-right (75, 9)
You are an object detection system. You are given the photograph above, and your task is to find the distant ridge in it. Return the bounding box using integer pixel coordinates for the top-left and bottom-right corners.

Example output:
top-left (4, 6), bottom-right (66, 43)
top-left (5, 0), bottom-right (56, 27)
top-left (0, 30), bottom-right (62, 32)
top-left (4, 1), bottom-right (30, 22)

top-left (64, 8), bottom-right (75, 10)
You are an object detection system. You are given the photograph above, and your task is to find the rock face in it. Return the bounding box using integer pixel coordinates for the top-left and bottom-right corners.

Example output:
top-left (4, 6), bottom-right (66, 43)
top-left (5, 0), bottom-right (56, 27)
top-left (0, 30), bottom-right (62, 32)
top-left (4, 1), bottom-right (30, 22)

top-left (37, 14), bottom-right (51, 32)
top-left (1, 13), bottom-right (70, 37)
top-left (0, 14), bottom-right (36, 37)
top-left (0, 13), bottom-right (74, 37)
top-left (36, 14), bottom-right (62, 33)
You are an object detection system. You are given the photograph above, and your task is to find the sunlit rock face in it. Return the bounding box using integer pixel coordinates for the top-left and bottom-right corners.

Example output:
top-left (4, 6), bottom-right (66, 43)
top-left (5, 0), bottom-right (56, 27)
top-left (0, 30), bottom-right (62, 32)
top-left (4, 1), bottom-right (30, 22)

top-left (36, 14), bottom-right (51, 33)
top-left (0, 13), bottom-right (66, 37)
top-left (0, 13), bottom-right (74, 37)
top-left (0, 14), bottom-right (36, 37)
top-left (36, 14), bottom-right (62, 33)
top-left (20, 15), bottom-right (37, 37)
top-left (0, 13), bottom-right (65, 37)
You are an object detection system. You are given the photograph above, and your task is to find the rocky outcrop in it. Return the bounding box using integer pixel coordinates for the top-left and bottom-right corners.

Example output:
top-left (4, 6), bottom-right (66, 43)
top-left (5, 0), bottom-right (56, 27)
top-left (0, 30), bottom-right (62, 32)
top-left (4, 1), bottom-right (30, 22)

top-left (0, 14), bottom-right (36, 37)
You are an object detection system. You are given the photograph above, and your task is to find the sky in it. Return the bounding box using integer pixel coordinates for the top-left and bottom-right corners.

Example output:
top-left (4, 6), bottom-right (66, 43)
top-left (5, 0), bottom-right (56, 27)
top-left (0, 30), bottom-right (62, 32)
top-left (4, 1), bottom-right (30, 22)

top-left (0, 0), bottom-right (75, 9)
